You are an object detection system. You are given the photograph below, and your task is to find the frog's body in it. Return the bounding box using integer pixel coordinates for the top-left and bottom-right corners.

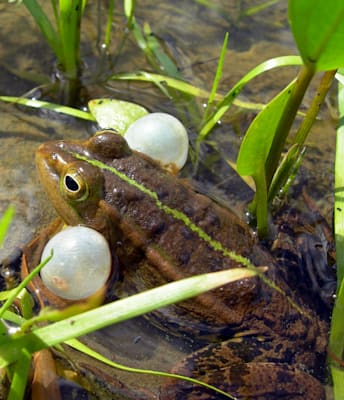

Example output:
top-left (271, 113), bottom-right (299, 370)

top-left (35, 131), bottom-right (328, 399)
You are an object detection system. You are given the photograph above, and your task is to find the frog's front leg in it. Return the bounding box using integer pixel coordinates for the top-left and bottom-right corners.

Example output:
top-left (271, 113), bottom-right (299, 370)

top-left (160, 339), bottom-right (325, 400)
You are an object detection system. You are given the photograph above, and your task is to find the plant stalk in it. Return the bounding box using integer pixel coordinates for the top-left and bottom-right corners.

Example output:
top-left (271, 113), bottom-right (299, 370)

top-left (265, 64), bottom-right (315, 189)
top-left (293, 69), bottom-right (337, 147)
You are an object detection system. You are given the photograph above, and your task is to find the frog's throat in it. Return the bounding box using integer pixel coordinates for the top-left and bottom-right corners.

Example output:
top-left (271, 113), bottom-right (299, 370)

top-left (71, 152), bottom-right (310, 318)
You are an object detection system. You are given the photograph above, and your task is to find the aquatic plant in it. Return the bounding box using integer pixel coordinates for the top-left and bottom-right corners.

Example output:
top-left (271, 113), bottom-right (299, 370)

top-left (7, 0), bottom-right (139, 104)
top-left (11, 0), bottom-right (87, 104)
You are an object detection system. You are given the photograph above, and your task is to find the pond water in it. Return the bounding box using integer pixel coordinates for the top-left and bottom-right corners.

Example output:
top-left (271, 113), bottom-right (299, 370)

top-left (0, 1), bottom-right (336, 399)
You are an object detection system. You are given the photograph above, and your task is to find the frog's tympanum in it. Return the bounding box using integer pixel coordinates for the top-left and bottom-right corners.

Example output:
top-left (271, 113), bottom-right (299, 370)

top-left (34, 130), bottom-right (328, 399)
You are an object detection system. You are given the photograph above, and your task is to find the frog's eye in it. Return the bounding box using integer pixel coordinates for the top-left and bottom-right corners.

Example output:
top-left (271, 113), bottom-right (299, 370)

top-left (61, 169), bottom-right (89, 201)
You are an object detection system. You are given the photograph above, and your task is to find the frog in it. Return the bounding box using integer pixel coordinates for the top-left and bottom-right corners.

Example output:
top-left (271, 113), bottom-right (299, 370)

top-left (33, 130), bottom-right (328, 399)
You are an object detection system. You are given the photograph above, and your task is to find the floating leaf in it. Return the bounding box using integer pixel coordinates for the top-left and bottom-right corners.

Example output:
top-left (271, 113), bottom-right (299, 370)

top-left (88, 99), bottom-right (148, 134)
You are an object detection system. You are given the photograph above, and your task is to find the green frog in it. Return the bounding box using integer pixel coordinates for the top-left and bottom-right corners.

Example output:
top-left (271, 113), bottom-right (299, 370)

top-left (34, 130), bottom-right (328, 399)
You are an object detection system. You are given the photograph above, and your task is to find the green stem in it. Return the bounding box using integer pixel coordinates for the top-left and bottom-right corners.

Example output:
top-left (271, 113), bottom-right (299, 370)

top-left (334, 78), bottom-right (344, 290)
top-left (254, 170), bottom-right (268, 238)
top-left (328, 76), bottom-right (344, 397)
top-left (58, 0), bottom-right (83, 79)
top-left (293, 70), bottom-right (337, 147)
top-left (265, 64), bottom-right (315, 189)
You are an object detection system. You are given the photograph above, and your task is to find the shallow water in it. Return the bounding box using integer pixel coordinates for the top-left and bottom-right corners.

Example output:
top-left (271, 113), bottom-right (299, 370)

top-left (0, 1), bottom-right (336, 259)
top-left (0, 1), bottom-right (336, 398)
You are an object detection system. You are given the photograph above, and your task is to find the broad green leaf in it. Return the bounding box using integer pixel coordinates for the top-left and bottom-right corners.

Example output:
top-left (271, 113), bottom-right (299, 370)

top-left (88, 99), bottom-right (148, 134)
top-left (289, 0), bottom-right (344, 71)
top-left (237, 81), bottom-right (295, 176)
top-left (237, 81), bottom-right (296, 238)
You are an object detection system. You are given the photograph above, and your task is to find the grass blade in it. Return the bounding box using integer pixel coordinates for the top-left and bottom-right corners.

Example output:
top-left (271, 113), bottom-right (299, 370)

top-left (66, 338), bottom-right (235, 399)
top-left (0, 254), bottom-right (52, 319)
top-left (0, 268), bottom-right (258, 368)
top-left (202, 32), bottom-right (228, 122)
top-left (7, 350), bottom-right (31, 400)
top-left (0, 205), bottom-right (15, 247)
top-left (0, 96), bottom-right (95, 121)
top-left (197, 55), bottom-right (302, 144)
top-left (109, 71), bottom-right (222, 99)
top-left (22, 0), bottom-right (61, 61)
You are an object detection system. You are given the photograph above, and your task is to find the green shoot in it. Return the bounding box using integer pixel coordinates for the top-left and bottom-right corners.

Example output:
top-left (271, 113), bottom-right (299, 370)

top-left (201, 32), bottom-right (229, 124)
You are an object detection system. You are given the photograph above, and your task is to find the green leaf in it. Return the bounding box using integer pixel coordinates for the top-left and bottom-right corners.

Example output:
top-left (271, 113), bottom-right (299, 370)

top-left (0, 254), bottom-right (52, 319)
top-left (0, 268), bottom-right (258, 368)
top-left (88, 99), bottom-right (148, 134)
top-left (289, 0), bottom-right (344, 71)
top-left (202, 32), bottom-right (229, 122)
top-left (237, 81), bottom-right (295, 237)
top-left (110, 71), bottom-right (266, 112)
top-left (58, 0), bottom-right (84, 77)
top-left (7, 349), bottom-right (31, 400)
top-left (237, 81), bottom-right (295, 176)
top-left (198, 56), bottom-right (302, 143)
top-left (66, 338), bottom-right (235, 399)
top-left (22, 0), bottom-right (61, 61)
top-left (110, 71), bottom-right (222, 99)
top-left (0, 96), bottom-right (95, 121)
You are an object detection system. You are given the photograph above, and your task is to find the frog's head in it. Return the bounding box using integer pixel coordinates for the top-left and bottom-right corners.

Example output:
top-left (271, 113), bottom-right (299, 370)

top-left (36, 130), bottom-right (131, 227)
